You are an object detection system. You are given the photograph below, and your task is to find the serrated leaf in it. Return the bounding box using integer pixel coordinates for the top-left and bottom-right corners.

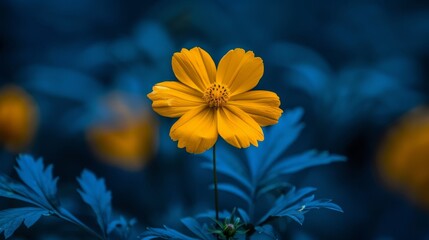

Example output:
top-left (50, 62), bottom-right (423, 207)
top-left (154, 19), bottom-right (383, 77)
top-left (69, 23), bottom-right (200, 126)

top-left (77, 169), bottom-right (112, 238)
top-left (0, 155), bottom-right (109, 240)
top-left (258, 187), bottom-right (315, 222)
top-left (199, 107), bottom-right (344, 229)
top-left (14, 154), bottom-right (59, 209)
top-left (0, 207), bottom-right (51, 239)
top-left (257, 187), bottom-right (341, 226)
top-left (0, 175), bottom-right (40, 206)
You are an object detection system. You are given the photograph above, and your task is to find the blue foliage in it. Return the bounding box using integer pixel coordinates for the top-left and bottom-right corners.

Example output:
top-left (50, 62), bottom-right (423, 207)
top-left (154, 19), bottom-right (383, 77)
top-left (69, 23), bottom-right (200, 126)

top-left (202, 108), bottom-right (345, 225)
top-left (0, 155), bottom-right (60, 213)
top-left (0, 207), bottom-right (51, 238)
top-left (139, 216), bottom-right (235, 240)
top-left (139, 209), bottom-right (253, 240)
top-left (0, 154), bottom-right (134, 239)
top-left (14, 155), bottom-right (59, 208)
top-left (180, 217), bottom-right (213, 240)
top-left (257, 187), bottom-right (343, 226)
top-left (140, 108), bottom-right (344, 239)
top-left (77, 169), bottom-right (112, 238)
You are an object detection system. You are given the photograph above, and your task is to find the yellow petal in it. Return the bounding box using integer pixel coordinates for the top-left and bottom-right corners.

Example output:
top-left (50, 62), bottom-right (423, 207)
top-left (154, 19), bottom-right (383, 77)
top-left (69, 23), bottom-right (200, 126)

top-left (147, 81), bottom-right (205, 118)
top-left (216, 48), bottom-right (264, 96)
top-left (172, 47), bottom-right (216, 92)
top-left (229, 90), bottom-right (283, 126)
top-left (217, 105), bottom-right (263, 148)
top-left (170, 106), bottom-right (217, 153)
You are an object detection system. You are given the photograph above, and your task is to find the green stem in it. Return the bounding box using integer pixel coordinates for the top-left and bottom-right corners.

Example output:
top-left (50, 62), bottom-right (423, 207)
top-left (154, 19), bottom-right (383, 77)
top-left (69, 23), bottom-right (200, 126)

top-left (213, 144), bottom-right (219, 221)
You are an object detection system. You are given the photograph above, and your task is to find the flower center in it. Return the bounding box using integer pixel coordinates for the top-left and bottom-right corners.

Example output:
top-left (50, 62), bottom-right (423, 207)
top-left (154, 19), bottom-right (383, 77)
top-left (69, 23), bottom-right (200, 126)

top-left (203, 83), bottom-right (230, 108)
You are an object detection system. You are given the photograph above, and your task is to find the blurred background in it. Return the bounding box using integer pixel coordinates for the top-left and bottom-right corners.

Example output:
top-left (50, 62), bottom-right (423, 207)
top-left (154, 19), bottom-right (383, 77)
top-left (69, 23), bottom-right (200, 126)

top-left (0, 0), bottom-right (429, 239)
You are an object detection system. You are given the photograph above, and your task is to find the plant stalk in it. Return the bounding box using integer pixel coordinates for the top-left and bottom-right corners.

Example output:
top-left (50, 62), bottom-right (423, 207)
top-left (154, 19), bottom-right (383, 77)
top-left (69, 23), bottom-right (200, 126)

top-left (56, 212), bottom-right (103, 240)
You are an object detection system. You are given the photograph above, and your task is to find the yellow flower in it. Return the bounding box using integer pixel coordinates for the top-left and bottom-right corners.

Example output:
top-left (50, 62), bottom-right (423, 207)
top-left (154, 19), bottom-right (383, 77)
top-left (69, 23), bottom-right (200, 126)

top-left (87, 93), bottom-right (158, 171)
top-left (148, 47), bottom-right (283, 153)
top-left (377, 107), bottom-right (429, 208)
top-left (0, 85), bottom-right (38, 152)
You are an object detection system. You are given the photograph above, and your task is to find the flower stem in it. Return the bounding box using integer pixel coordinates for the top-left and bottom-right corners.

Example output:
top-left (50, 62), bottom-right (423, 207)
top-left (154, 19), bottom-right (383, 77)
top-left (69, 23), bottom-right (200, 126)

top-left (213, 144), bottom-right (219, 221)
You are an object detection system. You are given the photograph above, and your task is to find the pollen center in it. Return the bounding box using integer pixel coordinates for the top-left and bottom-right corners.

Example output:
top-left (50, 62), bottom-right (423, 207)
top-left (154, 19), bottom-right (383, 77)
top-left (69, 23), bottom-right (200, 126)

top-left (203, 83), bottom-right (230, 108)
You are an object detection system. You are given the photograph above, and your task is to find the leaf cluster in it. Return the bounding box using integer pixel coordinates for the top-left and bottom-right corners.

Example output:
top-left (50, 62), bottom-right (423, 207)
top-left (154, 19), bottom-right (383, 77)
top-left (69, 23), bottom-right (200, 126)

top-left (140, 108), bottom-right (345, 239)
top-left (0, 155), bottom-right (134, 239)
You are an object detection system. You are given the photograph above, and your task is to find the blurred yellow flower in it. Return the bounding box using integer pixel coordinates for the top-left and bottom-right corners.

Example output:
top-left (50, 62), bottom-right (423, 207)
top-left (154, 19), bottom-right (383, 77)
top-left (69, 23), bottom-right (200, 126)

top-left (87, 93), bottom-right (158, 171)
top-left (148, 47), bottom-right (283, 154)
top-left (377, 107), bottom-right (429, 208)
top-left (0, 85), bottom-right (38, 152)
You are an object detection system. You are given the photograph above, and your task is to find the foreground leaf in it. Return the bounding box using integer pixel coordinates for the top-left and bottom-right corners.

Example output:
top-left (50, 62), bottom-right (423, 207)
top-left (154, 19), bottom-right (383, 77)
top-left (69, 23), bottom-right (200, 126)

top-left (14, 154), bottom-right (59, 209)
top-left (257, 187), bottom-right (343, 225)
top-left (0, 207), bottom-right (51, 238)
top-left (77, 169), bottom-right (112, 238)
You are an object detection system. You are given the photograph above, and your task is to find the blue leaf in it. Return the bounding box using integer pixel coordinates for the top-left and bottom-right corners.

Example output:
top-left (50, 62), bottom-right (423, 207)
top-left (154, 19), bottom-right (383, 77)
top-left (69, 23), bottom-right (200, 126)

top-left (200, 147), bottom-right (252, 191)
top-left (139, 216), bottom-right (218, 240)
top-left (180, 217), bottom-right (212, 240)
top-left (268, 150), bottom-right (346, 177)
top-left (246, 108), bottom-right (304, 179)
top-left (256, 182), bottom-right (292, 199)
top-left (0, 155), bottom-right (110, 239)
top-left (260, 187), bottom-right (316, 221)
top-left (257, 187), bottom-right (342, 226)
top-left (0, 207), bottom-right (51, 239)
top-left (200, 107), bottom-right (344, 228)
top-left (303, 199), bottom-right (344, 213)
top-left (77, 169), bottom-right (112, 238)
top-left (255, 151), bottom-right (345, 197)
top-left (0, 175), bottom-right (41, 206)
top-left (212, 183), bottom-right (251, 205)
top-left (253, 225), bottom-right (278, 240)
top-left (139, 226), bottom-right (199, 240)
top-left (205, 109), bottom-right (308, 205)
top-left (14, 155), bottom-right (59, 208)
top-left (201, 162), bottom-right (252, 191)
top-left (282, 210), bottom-right (306, 225)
